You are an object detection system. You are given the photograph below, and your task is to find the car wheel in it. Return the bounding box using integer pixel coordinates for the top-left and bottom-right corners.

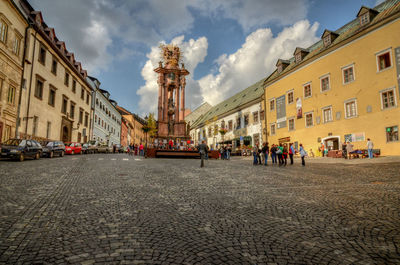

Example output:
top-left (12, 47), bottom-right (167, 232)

top-left (49, 151), bottom-right (54, 158)
top-left (35, 152), bottom-right (40, 160)
top-left (19, 153), bottom-right (24, 162)
top-left (60, 151), bottom-right (65, 157)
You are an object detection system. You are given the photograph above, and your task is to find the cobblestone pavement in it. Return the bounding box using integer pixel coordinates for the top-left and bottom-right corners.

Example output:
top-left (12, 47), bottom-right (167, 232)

top-left (0, 154), bottom-right (399, 264)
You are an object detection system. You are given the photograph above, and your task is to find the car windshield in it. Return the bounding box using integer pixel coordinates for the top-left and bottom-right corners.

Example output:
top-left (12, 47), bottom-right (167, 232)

top-left (46, 142), bottom-right (53, 147)
top-left (3, 139), bottom-right (23, 146)
top-left (67, 143), bottom-right (75, 147)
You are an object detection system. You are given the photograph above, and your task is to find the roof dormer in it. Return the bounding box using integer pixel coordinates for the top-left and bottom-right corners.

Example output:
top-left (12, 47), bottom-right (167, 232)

top-left (321, 30), bottom-right (339, 47)
top-left (276, 59), bottom-right (290, 74)
top-left (81, 69), bottom-right (87, 79)
top-left (45, 27), bottom-right (55, 41)
top-left (31, 11), bottom-right (43, 26)
top-left (357, 6), bottom-right (379, 26)
top-left (56, 41), bottom-right (65, 53)
top-left (294, 47), bottom-right (309, 64)
top-left (66, 52), bottom-right (75, 64)
top-left (74, 61), bottom-right (82, 72)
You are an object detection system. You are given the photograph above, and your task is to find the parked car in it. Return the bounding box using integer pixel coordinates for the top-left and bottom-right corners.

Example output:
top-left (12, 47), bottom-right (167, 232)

top-left (114, 144), bottom-right (124, 153)
top-left (97, 144), bottom-right (112, 153)
top-left (64, 142), bottom-right (82, 155)
top-left (0, 139), bottom-right (42, 161)
top-left (41, 141), bottom-right (65, 158)
top-left (81, 144), bottom-right (89, 154)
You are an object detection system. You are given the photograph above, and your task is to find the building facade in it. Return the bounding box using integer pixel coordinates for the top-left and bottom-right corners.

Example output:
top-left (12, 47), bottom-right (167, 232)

top-left (264, 1), bottom-right (400, 155)
top-left (191, 79), bottom-right (264, 150)
top-left (16, 1), bottom-right (92, 143)
top-left (185, 102), bottom-right (212, 144)
top-left (0, 0), bottom-right (28, 142)
top-left (87, 76), bottom-right (121, 146)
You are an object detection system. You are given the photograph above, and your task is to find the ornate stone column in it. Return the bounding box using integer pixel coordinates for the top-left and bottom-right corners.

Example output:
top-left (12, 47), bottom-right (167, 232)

top-left (163, 80), bottom-right (168, 121)
top-left (180, 77), bottom-right (186, 121)
top-left (158, 74), bottom-right (163, 121)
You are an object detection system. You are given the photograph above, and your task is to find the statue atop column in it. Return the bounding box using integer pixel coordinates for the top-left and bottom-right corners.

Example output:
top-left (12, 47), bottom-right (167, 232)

top-left (154, 44), bottom-right (190, 140)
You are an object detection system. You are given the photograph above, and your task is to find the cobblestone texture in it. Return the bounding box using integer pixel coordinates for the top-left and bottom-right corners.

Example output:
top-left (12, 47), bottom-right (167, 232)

top-left (0, 154), bottom-right (399, 264)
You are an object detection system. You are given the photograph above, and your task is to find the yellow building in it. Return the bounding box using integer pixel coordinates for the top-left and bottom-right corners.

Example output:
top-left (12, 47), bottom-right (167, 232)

top-left (264, 0), bottom-right (400, 156)
top-left (116, 105), bottom-right (146, 146)
top-left (17, 1), bottom-right (92, 143)
top-left (0, 0), bottom-right (28, 142)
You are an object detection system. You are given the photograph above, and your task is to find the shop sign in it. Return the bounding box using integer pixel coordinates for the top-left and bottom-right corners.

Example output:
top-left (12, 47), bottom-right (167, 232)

top-left (278, 137), bottom-right (290, 143)
top-left (344, 132), bottom-right (365, 142)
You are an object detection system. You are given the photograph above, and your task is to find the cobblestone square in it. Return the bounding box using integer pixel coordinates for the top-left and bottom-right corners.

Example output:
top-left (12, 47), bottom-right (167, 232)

top-left (0, 155), bottom-right (399, 264)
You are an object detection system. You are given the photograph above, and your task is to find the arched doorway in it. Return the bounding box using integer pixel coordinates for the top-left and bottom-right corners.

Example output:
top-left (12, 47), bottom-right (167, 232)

top-left (322, 136), bottom-right (340, 151)
top-left (62, 126), bottom-right (69, 142)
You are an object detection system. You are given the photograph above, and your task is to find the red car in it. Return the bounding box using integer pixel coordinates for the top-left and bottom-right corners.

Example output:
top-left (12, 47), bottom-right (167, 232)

top-left (64, 142), bottom-right (82, 155)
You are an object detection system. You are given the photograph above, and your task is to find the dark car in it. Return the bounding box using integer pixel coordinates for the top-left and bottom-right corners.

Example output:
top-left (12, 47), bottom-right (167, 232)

top-left (0, 139), bottom-right (42, 161)
top-left (41, 141), bottom-right (65, 158)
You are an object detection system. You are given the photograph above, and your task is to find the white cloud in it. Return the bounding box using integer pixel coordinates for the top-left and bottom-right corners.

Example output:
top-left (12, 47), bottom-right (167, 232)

top-left (136, 36), bottom-right (208, 115)
top-left (30, 0), bottom-right (310, 73)
top-left (137, 20), bottom-right (319, 114)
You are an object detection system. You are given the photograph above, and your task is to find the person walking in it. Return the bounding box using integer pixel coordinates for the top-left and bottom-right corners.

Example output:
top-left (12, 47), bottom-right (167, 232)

top-left (346, 141), bottom-right (354, 159)
top-left (257, 143), bottom-right (262, 165)
top-left (367, 138), bottom-right (374, 159)
top-left (270, 144), bottom-right (277, 165)
top-left (289, 143), bottom-right (295, 165)
top-left (277, 143), bottom-right (284, 166)
top-left (299, 144), bottom-right (307, 166)
top-left (282, 144), bottom-right (288, 166)
top-left (253, 144), bottom-right (259, 165)
top-left (262, 142), bottom-right (269, 166)
top-left (226, 144), bottom-right (231, 160)
top-left (139, 143), bottom-right (144, 156)
top-left (198, 140), bottom-right (208, 167)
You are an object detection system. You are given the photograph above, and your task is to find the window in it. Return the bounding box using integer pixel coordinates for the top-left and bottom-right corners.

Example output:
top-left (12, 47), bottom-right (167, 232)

top-left (322, 107), bottom-right (333, 123)
top-left (323, 35), bottom-right (331, 46)
top-left (244, 114), bottom-right (249, 127)
top-left (208, 127), bottom-right (212, 137)
top-left (86, 92), bottom-right (90, 105)
top-left (0, 78), bottom-right (3, 100)
top-left (270, 123), bottom-right (276, 135)
top-left (295, 53), bottom-right (301, 63)
top-left (46, 122), bottom-right (51, 139)
top-left (70, 102), bottom-right (75, 119)
top-left (253, 112), bottom-right (259, 123)
top-left (95, 114), bottom-right (97, 123)
top-left (7, 85), bottom-right (16, 104)
top-left (344, 99), bottom-right (357, 118)
top-left (269, 99), bottom-right (275, 111)
top-left (51, 57), bottom-right (57, 75)
top-left (260, 110), bottom-right (264, 121)
top-left (64, 71), bottom-right (70, 86)
top-left (79, 108), bottom-right (83, 124)
top-left (221, 120), bottom-right (225, 129)
top-left (320, 75), bottom-right (330, 92)
top-left (288, 118), bottom-right (295, 131)
top-left (0, 19), bottom-right (8, 43)
top-left (61, 96), bottom-right (68, 114)
top-left (360, 13), bottom-right (369, 25)
top-left (386, 126), bottom-right (398, 142)
top-left (96, 99), bottom-right (99, 105)
top-left (303, 83), bottom-right (312, 98)
top-left (81, 88), bottom-right (84, 100)
top-left (214, 124), bottom-right (218, 135)
top-left (48, 86), bottom-right (56, 107)
top-left (84, 113), bottom-right (89, 127)
top-left (35, 77), bottom-right (44, 99)
top-left (13, 35), bottom-right (21, 55)
top-left (33, 116), bottom-right (38, 136)
top-left (287, 91), bottom-right (294, 104)
top-left (228, 120), bottom-right (233, 131)
top-left (305, 112), bottom-right (313, 127)
top-left (377, 50), bottom-right (392, 72)
top-left (72, 79), bottom-right (76, 93)
top-left (380, 88), bottom-right (396, 109)
top-left (38, 44), bottom-right (46, 65)
top-left (236, 116), bottom-right (241, 129)
top-left (343, 65), bottom-right (355, 84)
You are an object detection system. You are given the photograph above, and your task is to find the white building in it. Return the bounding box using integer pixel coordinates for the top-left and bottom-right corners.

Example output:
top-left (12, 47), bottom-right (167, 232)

top-left (191, 78), bottom-right (264, 150)
top-left (87, 76), bottom-right (121, 146)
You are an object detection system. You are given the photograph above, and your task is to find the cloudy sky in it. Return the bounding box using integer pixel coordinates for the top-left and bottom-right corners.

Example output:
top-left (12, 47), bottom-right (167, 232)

top-left (30, 0), bottom-right (384, 116)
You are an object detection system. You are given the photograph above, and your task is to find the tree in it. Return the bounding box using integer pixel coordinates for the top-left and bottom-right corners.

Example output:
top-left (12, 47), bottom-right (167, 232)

top-left (141, 113), bottom-right (157, 157)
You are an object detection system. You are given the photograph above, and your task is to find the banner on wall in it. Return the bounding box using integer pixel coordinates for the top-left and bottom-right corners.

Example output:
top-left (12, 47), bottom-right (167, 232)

top-left (344, 132), bottom-right (365, 142)
top-left (296, 98), bottom-right (302, 119)
top-left (276, 95), bottom-right (286, 128)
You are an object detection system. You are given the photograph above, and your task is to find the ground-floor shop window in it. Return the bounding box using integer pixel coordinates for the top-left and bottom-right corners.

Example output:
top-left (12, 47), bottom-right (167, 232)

top-left (386, 126), bottom-right (398, 142)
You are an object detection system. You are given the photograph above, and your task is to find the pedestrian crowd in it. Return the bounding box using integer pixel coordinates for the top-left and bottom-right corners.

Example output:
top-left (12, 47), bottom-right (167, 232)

top-left (252, 142), bottom-right (307, 167)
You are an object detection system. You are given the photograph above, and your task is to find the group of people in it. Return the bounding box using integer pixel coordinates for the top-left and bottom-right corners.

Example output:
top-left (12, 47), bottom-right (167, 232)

top-left (127, 143), bottom-right (144, 156)
top-left (218, 145), bottom-right (232, 160)
top-left (252, 142), bottom-right (307, 167)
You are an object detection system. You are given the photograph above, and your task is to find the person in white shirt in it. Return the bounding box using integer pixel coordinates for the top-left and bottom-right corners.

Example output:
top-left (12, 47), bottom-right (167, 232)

top-left (367, 138), bottom-right (374, 159)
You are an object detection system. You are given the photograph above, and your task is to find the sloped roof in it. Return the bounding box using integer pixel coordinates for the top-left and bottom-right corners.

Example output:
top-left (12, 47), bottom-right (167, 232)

top-left (264, 0), bottom-right (400, 85)
top-left (185, 102), bottom-right (213, 125)
top-left (192, 78), bottom-right (265, 128)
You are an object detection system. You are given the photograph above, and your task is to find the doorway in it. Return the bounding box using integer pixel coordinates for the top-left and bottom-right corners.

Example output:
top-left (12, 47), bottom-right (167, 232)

top-left (61, 117), bottom-right (72, 142)
top-left (323, 136), bottom-right (340, 151)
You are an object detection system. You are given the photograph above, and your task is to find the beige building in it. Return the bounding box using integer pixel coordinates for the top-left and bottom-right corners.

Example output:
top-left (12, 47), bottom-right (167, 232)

top-left (16, 0), bottom-right (92, 143)
top-left (0, 0), bottom-right (28, 142)
top-left (116, 105), bottom-right (146, 146)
